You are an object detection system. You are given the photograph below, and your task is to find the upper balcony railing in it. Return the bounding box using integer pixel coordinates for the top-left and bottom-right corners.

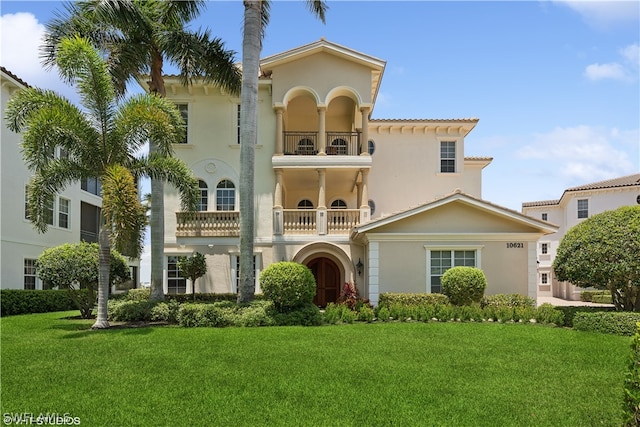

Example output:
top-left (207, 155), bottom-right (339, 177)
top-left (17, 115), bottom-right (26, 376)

top-left (283, 131), bottom-right (360, 156)
top-left (176, 211), bottom-right (240, 237)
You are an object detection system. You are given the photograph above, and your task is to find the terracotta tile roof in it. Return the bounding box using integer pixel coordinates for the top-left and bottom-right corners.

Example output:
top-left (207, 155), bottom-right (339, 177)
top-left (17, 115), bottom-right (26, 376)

top-left (565, 173), bottom-right (640, 192)
top-left (464, 156), bottom-right (493, 161)
top-left (522, 199), bottom-right (561, 208)
top-left (1, 66), bottom-right (29, 87)
top-left (370, 118), bottom-right (479, 123)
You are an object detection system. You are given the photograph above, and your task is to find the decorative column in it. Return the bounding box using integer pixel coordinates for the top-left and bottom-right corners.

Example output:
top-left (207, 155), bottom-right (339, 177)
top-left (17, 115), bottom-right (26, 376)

top-left (275, 106), bottom-right (284, 155)
top-left (273, 169), bottom-right (283, 235)
top-left (318, 106), bottom-right (326, 155)
top-left (359, 168), bottom-right (370, 223)
top-left (317, 168), bottom-right (327, 235)
top-left (360, 106), bottom-right (370, 155)
top-left (356, 182), bottom-right (362, 209)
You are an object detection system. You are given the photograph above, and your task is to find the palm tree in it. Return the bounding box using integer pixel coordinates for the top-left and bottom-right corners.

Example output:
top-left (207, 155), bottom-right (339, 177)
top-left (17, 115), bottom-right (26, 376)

top-left (42, 0), bottom-right (242, 301)
top-left (237, 1), bottom-right (328, 304)
top-left (5, 36), bottom-right (199, 328)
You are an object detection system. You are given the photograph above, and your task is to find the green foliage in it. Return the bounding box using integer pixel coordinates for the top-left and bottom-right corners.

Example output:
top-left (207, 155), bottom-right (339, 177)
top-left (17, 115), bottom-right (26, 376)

top-left (0, 289), bottom-right (82, 316)
top-left (554, 206), bottom-right (640, 311)
top-left (573, 312), bottom-right (640, 336)
top-left (150, 300), bottom-right (181, 323)
top-left (552, 306), bottom-right (616, 327)
top-left (124, 288), bottom-right (151, 301)
top-left (623, 323), bottom-right (640, 426)
top-left (534, 303), bottom-right (565, 326)
top-left (36, 242), bottom-right (129, 318)
top-left (377, 306), bottom-right (391, 322)
top-left (357, 305), bottom-right (375, 323)
top-left (441, 267), bottom-right (487, 306)
top-left (269, 303), bottom-right (323, 326)
top-left (107, 300), bottom-right (157, 322)
top-left (236, 301), bottom-right (276, 327)
top-left (580, 290), bottom-right (611, 302)
top-left (378, 293), bottom-right (449, 307)
top-left (591, 294), bottom-right (613, 304)
top-left (259, 262), bottom-right (316, 310)
top-left (177, 302), bottom-right (237, 328)
top-left (177, 252), bottom-right (207, 300)
top-left (481, 293), bottom-right (536, 309)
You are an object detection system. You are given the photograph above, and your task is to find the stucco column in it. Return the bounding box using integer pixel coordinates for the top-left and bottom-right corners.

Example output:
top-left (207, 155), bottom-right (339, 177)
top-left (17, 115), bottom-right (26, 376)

top-left (359, 168), bottom-right (370, 223)
top-left (318, 106), bottom-right (326, 155)
top-left (275, 106), bottom-right (284, 155)
top-left (360, 106), bottom-right (370, 156)
top-left (273, 168), bottom-right (284, 235)
top-left (356, 182), bottom-right (362, 209)
top-left (317, 168), bottom-right (327, 235)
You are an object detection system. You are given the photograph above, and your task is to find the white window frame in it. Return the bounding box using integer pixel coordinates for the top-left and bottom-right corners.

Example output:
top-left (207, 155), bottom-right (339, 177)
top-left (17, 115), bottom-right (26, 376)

top-left (230, 253), bottom-right (262, 293)
top-left (216, 179), bottom-right (236, 211)
top-left (198, 180), bottom-right (208, 211)
top-left (541, 243), bottom-right (548, 255)
top-left (541, 213), bottom-right (548, 221)
top-left (24, 258), bottom-right (38, 290)
top-left (439, 140), bottom-right (456, 173)
top-left (577, 199), bottom-right (589, 219)
top-left (541, 273), bottom-right (548, 285)
top-left (424, 245), bottom-right (483, 293)
top-left (167, 255), bottom-right (187, 294)
top-left (58, 197), bottom-right (70, 229)
top-left (176, 103), bottom-right (189, 144)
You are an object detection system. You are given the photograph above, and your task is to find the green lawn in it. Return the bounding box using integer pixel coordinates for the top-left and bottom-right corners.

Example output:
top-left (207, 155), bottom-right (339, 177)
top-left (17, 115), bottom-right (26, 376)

top-left (1, 311), bottom-right (631, 426)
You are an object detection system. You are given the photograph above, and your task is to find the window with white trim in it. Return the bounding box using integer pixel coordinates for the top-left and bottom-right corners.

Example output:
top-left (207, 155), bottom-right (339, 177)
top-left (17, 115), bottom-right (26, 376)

top-left (440, 141), bottom-right (456, 173)
top-left (81, 177), bottom-right (101, 196)
top-left (541, 213), bottom-right (548, 221)
top-left (541, 273), bottom-right (548, 285)
top-left (577, 199), bottom-right (588, 219)
top-left (198, 180), bottom-right (208, 211)
top-left (330, 199), bottom-right (347, 209)
top-left (231, 254), bottom-right (261, 293)
top-left (429, 249), bottom-right (476, 294)
top-left (24, 259), bottom-right (37, 290)
top-left (167, 256), bottom-right (186, 294)
top-left (24, 185), bottom-right (30, 220)
top-left (216, 180), bottom-right (235, 211)
top-left (176, 104), bottom-right (189, 144)
top-left (44, 195), bottom-right (54, 226)
top-left (297, 199), bottom-right (314, 209)
top-left (58, 198), bottom-right (70, 229)
top-left (541, 243), bottom-right (548, 255)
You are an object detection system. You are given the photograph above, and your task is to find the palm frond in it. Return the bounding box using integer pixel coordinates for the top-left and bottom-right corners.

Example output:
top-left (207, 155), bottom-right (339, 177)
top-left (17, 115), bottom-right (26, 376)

top-left (306, 1), bottom-right (328, 24)
top-left (160, 0), bottom-right (206, 28)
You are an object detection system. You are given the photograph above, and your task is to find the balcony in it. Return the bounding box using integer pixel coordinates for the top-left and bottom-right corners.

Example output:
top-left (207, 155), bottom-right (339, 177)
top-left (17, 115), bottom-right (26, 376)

top-left (279, 209), bottom-right (361, 235)
top-left (283, 131), bottom-right (361, 156)
top-left (176, 211), bottom-right (239, 237)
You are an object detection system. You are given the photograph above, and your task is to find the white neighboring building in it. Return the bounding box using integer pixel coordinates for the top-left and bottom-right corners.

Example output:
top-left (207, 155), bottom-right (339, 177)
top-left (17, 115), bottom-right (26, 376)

top-left (1, 66), bottom-right (138, 290)
top-left (522, 174), bottom-right (640, 300)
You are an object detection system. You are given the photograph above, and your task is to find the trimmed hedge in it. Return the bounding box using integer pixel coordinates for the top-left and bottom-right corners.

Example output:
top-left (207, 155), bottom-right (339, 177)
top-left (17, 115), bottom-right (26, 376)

top-left (592, 294), bottom-right (613, 304)
top-left (378, 293), bottom-right (449, 307)
top-left (481, 294), bottom-right (536, 309)
top-left (260, 262), bottom-right (316, 310)
top-left (1, 289), bottom-right (85, 316)
top-left (573, 312), bottom-right (640, 336)
top-left (553, 306), bottom-right (616, 327)
top-left (580, 290), bottom-right (610, 302)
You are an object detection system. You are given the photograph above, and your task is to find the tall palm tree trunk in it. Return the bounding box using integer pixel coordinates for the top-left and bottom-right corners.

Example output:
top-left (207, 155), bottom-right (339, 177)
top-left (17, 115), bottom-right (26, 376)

top-left (149, 177), bottom-right (165, 301)
top-left (237, 1), bottom-right (262, 304)
top-left (92, 225), bottom-right (111, 329)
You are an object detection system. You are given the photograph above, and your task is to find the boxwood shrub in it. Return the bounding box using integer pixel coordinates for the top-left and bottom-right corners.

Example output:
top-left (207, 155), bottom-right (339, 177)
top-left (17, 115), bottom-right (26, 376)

top-left (1, 289), bottom-right (84, 316)
top-left (580, 290), bottom-right (610, 302)
top-left (591, 294), bottom-right (613, 304)
top-left (553, 306), bottom-right (616, 327)
top-left (481, 293), bottom-right (536, 309)
top-left (259, 262), bottom-right (316, 310)
top-left (573, 312), bottom-right (640, 336)
top-left (441, 267), bottom-right (487, 306)
top-left (378, 293), bottom-right (449, 307)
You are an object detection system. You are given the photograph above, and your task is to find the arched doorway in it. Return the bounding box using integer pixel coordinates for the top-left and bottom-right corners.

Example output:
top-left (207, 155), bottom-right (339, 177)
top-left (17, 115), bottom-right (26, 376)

top-left (308, 257), bottom-right (340, 307)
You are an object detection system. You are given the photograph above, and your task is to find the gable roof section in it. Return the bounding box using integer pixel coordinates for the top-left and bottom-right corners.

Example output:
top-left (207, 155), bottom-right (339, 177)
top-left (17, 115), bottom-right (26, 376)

top-left (1, 66), bottom-right (29, 88)
top-left (522, 173), bottom-right (640, 208)
top-left (353, 190), bottom-right (557, 239)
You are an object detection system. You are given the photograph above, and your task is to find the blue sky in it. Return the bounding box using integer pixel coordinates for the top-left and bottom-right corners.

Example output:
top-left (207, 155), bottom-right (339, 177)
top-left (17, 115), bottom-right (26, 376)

top-left (2, 1), bottom-right (638, 279)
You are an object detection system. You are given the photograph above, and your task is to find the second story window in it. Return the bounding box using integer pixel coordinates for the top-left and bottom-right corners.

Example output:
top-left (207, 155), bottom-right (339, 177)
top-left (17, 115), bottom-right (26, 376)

top-left (297, 199), bottom-right (314, 209)
top-left (541, 243), bottom-right (548, 255)
top-left (216, 180), bottom-right (235, 211)
top-left (198, 180), bottom-right (208, 211)
top-left (440, 141), bottom-right (456, 173)
top-left (58, 198), bottom-right (70, 229)
top-left (177, 104), bottom-right (189, 144)
top-left (542, 213), bottom-right (548, 221)
top-left (577, 199), bottom-right (588, 219)
top-left (330, 199), bottom-right (347, 209)
top-left (236, 104), bottom-right (241, 144)
top-left (81, 177), bottom-right (101, 196)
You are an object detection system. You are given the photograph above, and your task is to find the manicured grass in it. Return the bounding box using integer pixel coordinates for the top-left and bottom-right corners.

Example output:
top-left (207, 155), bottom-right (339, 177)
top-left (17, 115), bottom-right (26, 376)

top-left (1, 312), bottom-right (631, 426)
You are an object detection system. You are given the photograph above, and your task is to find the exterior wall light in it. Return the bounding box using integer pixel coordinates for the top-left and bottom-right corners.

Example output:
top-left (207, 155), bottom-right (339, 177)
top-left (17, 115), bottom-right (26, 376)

top-left (356, 258), bottom-right (364, 276)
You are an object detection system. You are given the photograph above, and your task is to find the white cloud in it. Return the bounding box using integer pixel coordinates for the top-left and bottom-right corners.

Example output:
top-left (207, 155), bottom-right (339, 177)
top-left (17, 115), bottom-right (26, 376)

top-left (1, 12), bottom-right (76, 101)
top-left (554, 1), bottom-right (639, 29)
top-left (584, 43), bottom-right (640, 82)
top-left (516, 125), bottom-right (637, 182)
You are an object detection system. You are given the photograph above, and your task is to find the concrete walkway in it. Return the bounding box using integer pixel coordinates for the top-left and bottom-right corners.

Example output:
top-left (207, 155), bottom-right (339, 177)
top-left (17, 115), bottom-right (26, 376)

top-left (537, 296), bottom-right (613, 307)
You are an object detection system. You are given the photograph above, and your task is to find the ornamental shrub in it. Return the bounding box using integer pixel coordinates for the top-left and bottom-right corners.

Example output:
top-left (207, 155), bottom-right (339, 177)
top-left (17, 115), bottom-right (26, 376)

top-left (357, 305), bottom-right (375, 323)
top-left (573, 312), bottom-right (640, 336)
top-left (378, 293), bottom-right (449, 307)
top-left (259, 262), bottom-right (316, 310)
top-left (535, 303), bottom-right (565, 326)
top-left (580, 290), bottom-right (610, 302)
top-left (107, 300), bottom-right (157, 322)
top-left (269, 303), bottom-right (322, 326)
top-left (592, 294), bottom-right (613, 304)
top-left (553, 306), bottom-right (615, 327)
top-left (623, 323), bottom-right (640, 426)
top-left (441, 267), bottom-right (487, 306)
top-left (481, 294), bottom-right (535, 309)
top-left (0, 289), bottom-right (81, 316)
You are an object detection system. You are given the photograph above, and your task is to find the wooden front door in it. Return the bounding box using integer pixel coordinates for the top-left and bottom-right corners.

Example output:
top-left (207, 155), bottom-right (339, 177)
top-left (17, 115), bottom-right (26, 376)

top-left (308, 257), bottom-right (340, 307)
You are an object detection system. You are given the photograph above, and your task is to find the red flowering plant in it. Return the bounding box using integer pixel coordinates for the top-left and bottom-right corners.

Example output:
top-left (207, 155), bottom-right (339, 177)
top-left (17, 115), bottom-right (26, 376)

top-left (337, 282), bottom-right (372, 311)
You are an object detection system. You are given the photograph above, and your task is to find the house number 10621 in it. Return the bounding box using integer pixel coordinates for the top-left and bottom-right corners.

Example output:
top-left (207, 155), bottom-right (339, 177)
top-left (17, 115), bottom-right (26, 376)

top-left (506, 242), bottom-right (524, 248)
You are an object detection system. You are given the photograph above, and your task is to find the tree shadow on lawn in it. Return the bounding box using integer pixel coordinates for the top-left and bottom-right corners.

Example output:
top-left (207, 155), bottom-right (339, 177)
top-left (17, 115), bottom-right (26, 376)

top-left (49, 315), bottom-right (168, 339)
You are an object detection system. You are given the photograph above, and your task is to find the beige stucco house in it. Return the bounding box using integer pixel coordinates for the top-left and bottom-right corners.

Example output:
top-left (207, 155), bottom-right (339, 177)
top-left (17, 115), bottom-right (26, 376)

top-left (1, 66), bottom-right (138, 290)
top-left (522, 174), bottom-right (640, 300)
top-left (146, 39), bottom-right (556, 305)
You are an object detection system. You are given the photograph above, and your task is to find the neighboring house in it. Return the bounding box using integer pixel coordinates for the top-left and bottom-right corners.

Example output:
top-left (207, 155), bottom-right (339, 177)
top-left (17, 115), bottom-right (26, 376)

top-left (522, 173), bottom-right (640, 300)
top-left (0, 66), bottom-right (138, 290)
top-left (140, 39), bottom-right (556, 305)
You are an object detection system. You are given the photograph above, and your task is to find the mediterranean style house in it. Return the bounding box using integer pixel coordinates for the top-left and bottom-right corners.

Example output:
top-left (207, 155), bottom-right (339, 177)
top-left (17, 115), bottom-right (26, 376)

top-left (144, 39), bottom-right (556, 306)
top-left (0, 66), bottom-right (138, 290)
top-left (522, 173), bottom-right (640, 301)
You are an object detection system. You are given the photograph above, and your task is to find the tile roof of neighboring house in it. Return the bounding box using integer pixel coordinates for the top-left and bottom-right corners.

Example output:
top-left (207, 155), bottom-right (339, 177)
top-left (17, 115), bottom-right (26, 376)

top-left (0, 66), bottom-right (29, 87)
top-left (465, 156), bottom-right (494, 161)
top-left (370, 118), bottom-right (479, 123)
top-left (522, 173), bottom-right (640, 208)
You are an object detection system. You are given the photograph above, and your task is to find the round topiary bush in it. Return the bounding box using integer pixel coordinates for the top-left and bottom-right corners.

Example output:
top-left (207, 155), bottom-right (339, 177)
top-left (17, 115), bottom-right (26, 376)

top-left (441, 266), bottom-right (487, 306)
top-left (259, 262), bottom-right (316, 310)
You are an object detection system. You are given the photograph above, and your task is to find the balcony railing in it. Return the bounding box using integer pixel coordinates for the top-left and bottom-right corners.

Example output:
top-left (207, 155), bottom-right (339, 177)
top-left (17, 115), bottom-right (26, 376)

top-left (176, 211), bottom-right (240, 237)
top-left (283, 131), bottom-right (360, 156)
top-left (283, 209), bottom-right (317, 234)
top-left (327, 209), bottom-right (360, 234)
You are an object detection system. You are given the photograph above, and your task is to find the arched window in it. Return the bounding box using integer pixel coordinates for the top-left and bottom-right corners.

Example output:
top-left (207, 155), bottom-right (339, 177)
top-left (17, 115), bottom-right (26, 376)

top-left (330, 199), bottom-right (347, 209)
top-left (297, 138), bottom-right (315, 155)
top-left (216, 180), bottom-right (235, 211)
top-left (297, 199), bottom-right (314, 209)
top-left (198, 180), bottom-right (208, 211)
top-left (330, 138), bottom-right (347, 155)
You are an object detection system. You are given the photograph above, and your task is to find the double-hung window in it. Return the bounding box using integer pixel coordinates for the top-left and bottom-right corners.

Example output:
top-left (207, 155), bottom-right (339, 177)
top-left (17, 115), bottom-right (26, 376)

top-left (440, 141), bottom-right (456, 173)
top-left (577, 199), bottom-right (588, 219)
top-left (167, 256), bottom-right (187, 294)
top-left (58, 198), bottom-right (70, 229)
top-left (232, 254), bottom-right (261, 293)
top-left (428, 248), bottom-right (478, 294)
top-left (541, 243), bottom-right (548, 255)
top-left (24, 259), bottom-right (37, 290)
top-left (216, 180), bottom-right (235, 211)
top-left (198, 180), bottom-right (208, 211)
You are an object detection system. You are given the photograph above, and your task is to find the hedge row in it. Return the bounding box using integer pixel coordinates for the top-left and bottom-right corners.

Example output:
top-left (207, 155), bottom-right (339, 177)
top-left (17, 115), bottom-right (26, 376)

top-left (623, 323), bottom-right (640, 426)
top-left (580, 290), bottom-right (611, 302)
top-left (573, 312), bottom-right (640, 336)
top-left (1, 289), bottom-right (85, 316)
top-left (378, 293), bottom-right (449, 306)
